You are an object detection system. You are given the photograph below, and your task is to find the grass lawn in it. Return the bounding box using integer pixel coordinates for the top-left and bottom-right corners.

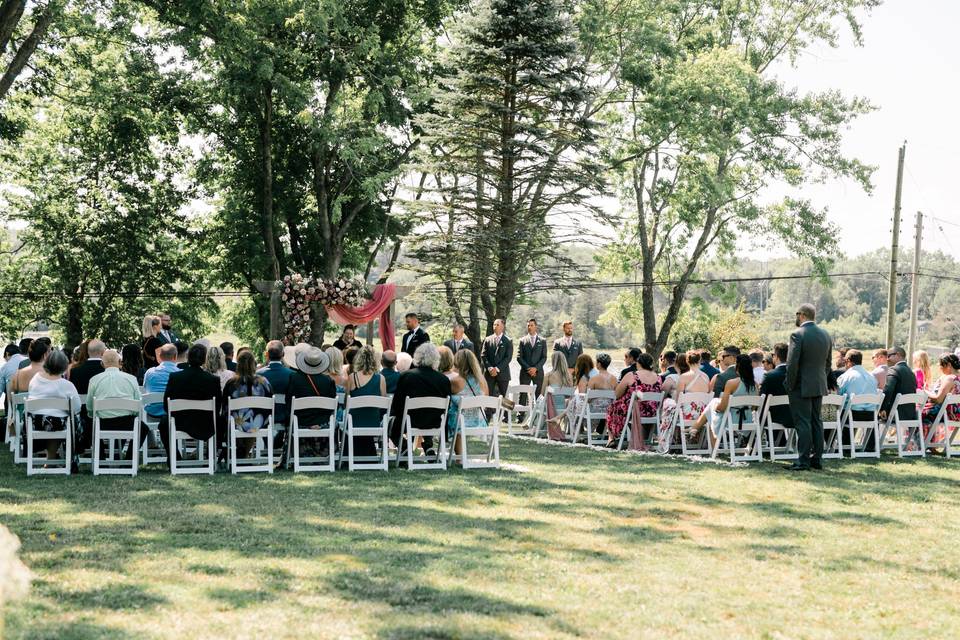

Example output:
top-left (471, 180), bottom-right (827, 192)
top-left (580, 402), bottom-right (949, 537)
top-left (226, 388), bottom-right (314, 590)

top-left (2, 438), bottom-right (959, 639)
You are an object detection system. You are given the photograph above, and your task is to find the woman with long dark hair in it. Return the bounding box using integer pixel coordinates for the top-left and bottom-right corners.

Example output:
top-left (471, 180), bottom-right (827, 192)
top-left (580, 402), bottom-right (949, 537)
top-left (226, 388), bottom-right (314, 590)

top-left (605, 352), bottom-right (662, 449)
top-left (121, 344), bottom-right (144, 385)
top-left (223, 351), bottom-right (274, 458)
top-left (690, 354), bottom-right (756, 447)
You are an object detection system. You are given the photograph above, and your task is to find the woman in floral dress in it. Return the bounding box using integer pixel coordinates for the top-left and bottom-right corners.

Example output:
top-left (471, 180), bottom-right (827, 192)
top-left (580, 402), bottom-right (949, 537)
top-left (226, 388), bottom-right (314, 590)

top-left (921, 353), bottom-right (960, 447)
top-left (606, 353), bottom-right (662, 450)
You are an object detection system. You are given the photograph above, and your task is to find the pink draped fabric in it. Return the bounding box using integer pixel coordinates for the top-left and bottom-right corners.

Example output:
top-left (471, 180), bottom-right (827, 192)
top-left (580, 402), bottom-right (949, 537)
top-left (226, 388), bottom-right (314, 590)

top-left (325, 283), bottom-right (396, 352)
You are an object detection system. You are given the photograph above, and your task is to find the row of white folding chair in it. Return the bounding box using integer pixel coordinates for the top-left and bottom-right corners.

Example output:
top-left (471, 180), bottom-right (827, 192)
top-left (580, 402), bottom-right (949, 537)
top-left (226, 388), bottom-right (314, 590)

top-left (571, 389), bottom-right (615, 446)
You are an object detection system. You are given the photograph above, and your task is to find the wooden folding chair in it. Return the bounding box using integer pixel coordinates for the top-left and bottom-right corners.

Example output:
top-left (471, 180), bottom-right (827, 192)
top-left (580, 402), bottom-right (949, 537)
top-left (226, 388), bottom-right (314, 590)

top-left (91, 398), bottom-right (142, 476)
top-left (616, 391), bottom-right (663, 450)
top-left (842, 393), bottom-right (883, 458)
top-left (396, 396), bottom-right (450, 470)
top-left (25, 397), bottom-right (75, 476)
top-left (168, 398), bottom-right (217, 476)
top-left (711, 395), bottom-right (764, 462)
top-left (290, 396), bottom-right (338, 472)
top-left (924, 393), bottom-right (960, 457)
top-left (448, 396), bottom-right (501, 469)
top-left (341, 395), bottom-right (392, 471)
top-left (228, 396), bottom-right (275, 474)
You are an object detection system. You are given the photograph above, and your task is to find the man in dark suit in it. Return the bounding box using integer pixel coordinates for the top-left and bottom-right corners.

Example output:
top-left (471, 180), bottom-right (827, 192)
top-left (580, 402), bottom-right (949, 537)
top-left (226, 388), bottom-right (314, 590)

top-left (699, 349), bottom-right (720, 380)
top-left (619, 347), bottom-right (640, 381)
top-left (220, 341), bottom-right (237, 371)
top-left (517, 318), bottom-right (546, 398)
top-left (785, 304), bottom-right (833, 471)
top-left (442, 324), bottom-right (474, 355)
top-left (481, 318), bottom-right (512, 397)
top-left (553, 321), bottom-right (583, 373)
top-left (759, 342), bottom-right (792, 429)
top-left (389, 343), bottom-right (452, 460)
top-left (70, 339), bottom-right (107, 453)
top-left (879, 346), bottom-right (918, 422)
top-left (161, 343), bottom-right (223, 468)
top-left (712, 346), bottom-right (741, 397)
top-left (659, 350), bottom-right (678, 381)
top-left (380, 351), bottom-right (400, 394)
top-left (157, 313), bottom-right (179, 345)
top-left (400, 313), bottom-right (430, 357)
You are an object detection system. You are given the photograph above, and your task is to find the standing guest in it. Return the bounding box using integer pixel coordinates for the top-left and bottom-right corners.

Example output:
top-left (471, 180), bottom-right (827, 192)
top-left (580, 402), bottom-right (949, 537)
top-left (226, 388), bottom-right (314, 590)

top-left (443, 324), bottom-right (474, 355)
top-left (223, 351), bottom-right (274, 458)
top-left (447, 349), bottom-right (488, 456)
top-left (120, 344), bottom-right (144, 385)
top-left (86, 350), bottom-right (145, 457)
top-left (699, 349), bottom-right (720, 380)
top-left (553, 321), bottom-right (584, 373)
top-left (141, 336), bottom-right (162, 375)
top-left (68, 339), bottom-right (107, 455)
top-left (204, 346), bottom-right (235, 390)
top-left (785, 304), bottom-right (833, 471)
top-left (220, 342), bottom-right (238, 372)
top-left (27, 350), bottom-right (81, 465)
top-left (760, 343), bottom-right (793, 430)
top-left (285, 347), bottom-right (336, 458)
top-left (659, 351), bottom-right (678, 380)
top-left (912, 350), bottom-right (933, 392)
top-left (258, 340), bottom-right (291, 426)
top-left (481, 319), bottom-right (513, 398)
top-left (380, 350), bottom-right (400, 394)
top-left (750, 351), bottom-right (766, 386)
top-left (879, 346), bottom-right (918, 423)
top-left (400, 313), bottom-right (430, 357)
top-left (690, 354), bottom-right (757, 449)
top-left (389, 343), bottom-right (451, 462)
top-left (161, 344), bottom-right (223, 467)
top-left (0, 343), bottom-right (26, 396)
top-left (921, 353), bottom-right (960, 446)
top-left (142, 315), bottom-right (161, 344)
top-left (517, 319), bottom-right (546, 399)
top-left (142, 344), bottom-right (180, 428)
top-left (619, 347), bottom-right (641, 382)
top-left (837, 349), bottom-right (881, 422)
top-left (541, 352), bottom-right (574, 440)
top-left (712, 346), bottom-right (741, 397)
top-left (333, 324), bottom-right (364, 351)
top-left (157, 313), bottom-right (179, 345)
top-left (870, 349), bottom-right (889, 389)
top-left (606, 353), bottom-right (662, 450)
top-left (343, 345), bottom-right (386, 458)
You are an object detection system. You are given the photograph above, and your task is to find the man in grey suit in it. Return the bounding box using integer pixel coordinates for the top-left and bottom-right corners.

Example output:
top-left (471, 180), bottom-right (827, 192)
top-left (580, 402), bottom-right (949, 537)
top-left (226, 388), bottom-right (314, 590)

top-left (517, 318), bottom-right (547, 398)
top-left (785, 303), bottom-right (833, 471)
top-left (442, 324), bottom-right (474, 355)
top-left (552, 321), bottom-right (583, 373)
top-left (481, 319), bottom-right (513, 397)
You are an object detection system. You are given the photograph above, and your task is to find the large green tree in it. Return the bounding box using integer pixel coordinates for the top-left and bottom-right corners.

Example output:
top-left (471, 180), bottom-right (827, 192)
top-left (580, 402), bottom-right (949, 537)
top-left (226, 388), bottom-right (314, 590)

top-left (589, 0), bottom-right (879, 358)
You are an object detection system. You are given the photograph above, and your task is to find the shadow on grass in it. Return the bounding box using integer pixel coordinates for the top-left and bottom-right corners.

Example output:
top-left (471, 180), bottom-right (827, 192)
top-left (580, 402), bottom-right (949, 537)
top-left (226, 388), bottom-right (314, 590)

top-left (36, 581), bottom-right (168, 612)
top-left (13, 620), bottom-right (136, 640)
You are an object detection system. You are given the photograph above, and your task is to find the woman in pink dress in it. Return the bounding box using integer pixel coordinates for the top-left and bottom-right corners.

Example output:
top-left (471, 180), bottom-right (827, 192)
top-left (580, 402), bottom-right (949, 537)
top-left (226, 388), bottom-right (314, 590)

top-left (606, 353), bottom-right (661, 450)
top-left (921, 353), bottom-right (960, 447)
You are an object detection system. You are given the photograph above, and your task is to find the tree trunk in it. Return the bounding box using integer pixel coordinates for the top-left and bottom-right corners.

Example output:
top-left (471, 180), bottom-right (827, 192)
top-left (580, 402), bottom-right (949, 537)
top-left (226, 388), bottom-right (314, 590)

top-left (256, 82), bottom-right (280, 281)
top-left (0, 3), bottom-right (54, 103)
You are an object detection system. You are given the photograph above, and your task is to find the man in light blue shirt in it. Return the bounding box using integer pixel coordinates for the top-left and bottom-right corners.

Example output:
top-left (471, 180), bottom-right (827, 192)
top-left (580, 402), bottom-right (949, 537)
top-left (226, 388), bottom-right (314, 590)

top-left (837, 349), bottom-right (880, 417)
top-left (143, 343), bottom-right (181, 418)
top-left (0, 339), bottom-right (31, 395)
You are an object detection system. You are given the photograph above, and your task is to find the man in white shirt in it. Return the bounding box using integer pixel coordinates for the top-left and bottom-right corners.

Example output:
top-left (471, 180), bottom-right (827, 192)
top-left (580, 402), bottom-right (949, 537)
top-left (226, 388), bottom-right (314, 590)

top-left (870, 349), bottom-right (888, 389)
top-left (443, 324), bottom-right (474, 354)
top-left (518, 318), bottom-right (546, 397)
top-left (552, 321), bottom-right (583, 374)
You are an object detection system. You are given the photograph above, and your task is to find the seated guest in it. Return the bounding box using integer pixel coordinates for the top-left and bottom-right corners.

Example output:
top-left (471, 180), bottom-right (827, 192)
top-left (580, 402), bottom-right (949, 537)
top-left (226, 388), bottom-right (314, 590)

top-left (921, 353), bottom-right (960, 446)
top-left (587, 352), bottom-right (617, 430)
top-left (750, 351), bottom-right (766, 385)
top-left (619, 347), bottom-right (640, 381)
top-left (27, 349), bottom-right (81, 464)
top-left (447, 348), bottom-right (488, 456)
top-left (760, 343), bottom-right (793, 428)
top-left (0, 343), bottom-right (25, 396)
top-left (606, 353), bottom-right (662, 449)
top-left (223, 351), bottom-right (273, 457)
top-left (325, 347), bottom-right (346, 424)
top-left (659, 350), bottom-right (711, 449)
top-left (161, 344), bottom-right (223, 466)
top-left (343, 346), bottom-right (360, 377)
top-left (830, 348), bottom-right (849, 390)
top-left (547, 354), bottom-right (594, 436)
top-left (86, 349), bottom-right (145, 457)
top-left (879, 346), bottom-right (917, 422)
top-left (220, 341), bottom-right (237, 372)
top-left (913, 350), bottom-right (932, 392)
top-left (658, 351), bottom-right (690, 442)
top-left (380, 350), bottom-right (399, 394)
top-left (396, 351), bottom-right (413, 373)
top-left (690, 354), bottom-right (756, 448)
top-left (333, 324), bottom-right (364, 351)
top-left (343, 345), bottom-right (386, 457)
top-left (10, 339), bottom-right (49, 397)
top-left (438, 345), bottom-right (456, 381)
top-left (659, 350), bottom-right (678, 380)
top-left (69, 339), bottom-right (107, 454)
top-left (762, 354), bottom-right (775, 372)
top-left (18, 337), bottom-right (48, 371)
top-left (541, 351), bottom-right (574, 441)
top-left (174, 340), bottom-right (190, 369)
top-left (699, 349), bottom-right (719, 380)
top-left (67, 339), bottom-right (90, 379)
top-left (120, 343), bottom-right (144, 385)
top-left (286, 347), bottom-right (337, 432)
top-left (389, 343), bottom-right (452, 461)
top-left (837, 349), bottom-right (880, 419)
top-left (204, 346), bottom-right (235, 390)
top-left (871, 349), bottom-right (888, 388)
top-left (258, 340), bottom-right (291, 425)
top-left (711, 346), bottom-right (740, 397)
top-left (142, 344), bottom-right (180, 427)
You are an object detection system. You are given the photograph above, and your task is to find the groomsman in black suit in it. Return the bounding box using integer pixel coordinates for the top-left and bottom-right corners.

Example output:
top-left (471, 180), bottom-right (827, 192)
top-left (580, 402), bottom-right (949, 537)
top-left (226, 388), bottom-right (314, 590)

top-left (157, 313), bottom-right (179, 345)
top-left (400, 313), bottom-right (430, 357)
top-left (443, 324), bottom-right (474, 354)
top-left (481, 319), bottom-right (512, 397)
top-left (785, 304), bottom-right (833, 471)
top-left (553, 321), bottom-right (583, 373)
top-left (518, 318), bottom-right (546, 398)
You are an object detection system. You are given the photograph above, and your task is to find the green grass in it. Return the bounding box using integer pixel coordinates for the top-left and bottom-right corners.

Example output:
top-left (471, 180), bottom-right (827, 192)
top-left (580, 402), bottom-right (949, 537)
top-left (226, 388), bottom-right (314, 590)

top-left (2, 439), bottom-right (960, 639)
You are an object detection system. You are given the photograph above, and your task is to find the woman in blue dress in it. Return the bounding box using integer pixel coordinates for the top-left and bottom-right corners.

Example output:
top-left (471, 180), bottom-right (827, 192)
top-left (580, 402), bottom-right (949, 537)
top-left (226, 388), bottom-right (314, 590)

top-left (447, 349), bottom-right (489, 458)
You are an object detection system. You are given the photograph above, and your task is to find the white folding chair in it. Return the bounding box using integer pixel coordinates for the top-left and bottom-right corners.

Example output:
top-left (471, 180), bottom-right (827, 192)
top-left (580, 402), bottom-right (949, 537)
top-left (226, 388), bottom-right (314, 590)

top-left (666, 392), bottom-right (713, 456)
top-left (711, 395), bottom-right (764, 462)
top-left (91, 398), bottom-right (141, 476)
top-left (759, 395), bottom-right (797, 461)
top-left (168, 398), bottom-right (217, 475)
top-left (11, 392), bottom-right (27, 464)
top-left (396, 396), bottom-right (450, 470)
top-left (25, 397), bottom-right (75, 476)
top-left (271, 393), bottom-right (287, 458)
top-left (537, 386), bottom-right (575, 439)
top-left (449, 395), bottom-right (501, 469)
top-left (820, 394), bottom-right (845, 460)
top-left (925, 394), bottom-right (960, 457)
top-left (290, 396), bottom-right (338, 472)
top-left (842, 393), bottom-right (883, 458)
top-left (228, 396), bottom-right (275, 474)
top-left (503, 384), bottom-right (536, 435)
top-left (140, 392), bottom-right (167, 465)
top-left (883, 392), bottom-right (927, 458)
top-left (341, 396), bottom-right (391, 471)
top-left (617, 391), bottom-right (663, 450)
top-left (572, 389), bottom-right (615, 447)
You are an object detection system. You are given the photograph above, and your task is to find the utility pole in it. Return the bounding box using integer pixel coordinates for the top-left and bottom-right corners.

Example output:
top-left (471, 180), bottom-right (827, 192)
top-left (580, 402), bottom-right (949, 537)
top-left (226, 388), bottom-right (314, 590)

top-left (885, 142), bottom-right (906, 347)
top-left (907, 211), bottom-right (923, 357)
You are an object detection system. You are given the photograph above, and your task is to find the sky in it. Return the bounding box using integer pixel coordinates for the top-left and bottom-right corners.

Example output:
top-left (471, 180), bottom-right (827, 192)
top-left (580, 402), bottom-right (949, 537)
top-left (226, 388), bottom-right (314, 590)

top-left (765, 1), bottom-right (960, 259)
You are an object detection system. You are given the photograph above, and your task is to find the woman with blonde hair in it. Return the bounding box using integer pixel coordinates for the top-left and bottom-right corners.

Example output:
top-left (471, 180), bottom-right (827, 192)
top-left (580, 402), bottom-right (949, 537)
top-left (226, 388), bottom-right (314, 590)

top-left (913, 350), bottom-right (933, 391)
top-left (325, 347), bottom-right (346, 424)
top-left (204, 345), bottom-right (234, 390)
top-left (447, 349), bottom-right (489, 456)
top-left (141, 315), bottom-right (160, 340)
top-left (344, 345), bottom-right (386, 457)
top-left (438, 345), bottom-right (456, 380)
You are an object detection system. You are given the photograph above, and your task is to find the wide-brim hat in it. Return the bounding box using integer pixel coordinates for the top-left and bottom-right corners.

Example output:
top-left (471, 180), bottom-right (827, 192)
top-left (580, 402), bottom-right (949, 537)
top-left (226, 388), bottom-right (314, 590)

top-left (296, 347), bottom-right (330, 375)
top-left (283, 342), bottom-right (311, 368)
